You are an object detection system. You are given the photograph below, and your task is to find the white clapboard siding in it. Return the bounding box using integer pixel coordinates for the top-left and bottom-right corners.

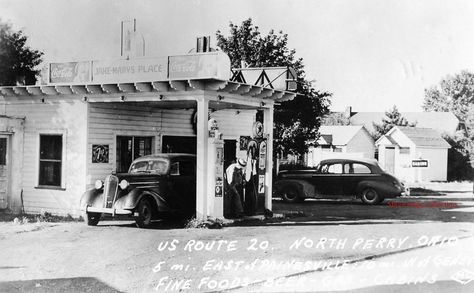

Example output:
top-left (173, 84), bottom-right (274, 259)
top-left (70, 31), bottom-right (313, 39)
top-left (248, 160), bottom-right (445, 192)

top-left (87, 105), bottom-right (257, 185)
top-left (4, 99), bottom-right (88, 216)
top-left (87, 103), bottom-right (196, 186)
top-left (210, 109), bottom-right (256, 159)
top-left (346, 129), bottom-right (375, 159)
top-left (211, 109), bottom-right (255, 138)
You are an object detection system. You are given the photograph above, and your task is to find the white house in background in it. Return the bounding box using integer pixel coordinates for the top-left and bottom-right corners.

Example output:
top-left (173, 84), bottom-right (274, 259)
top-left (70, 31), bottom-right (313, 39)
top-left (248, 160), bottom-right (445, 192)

top-left (306, 125), bottom-right (375, 167)
top-left (376, 126), bottom-right (451, 182)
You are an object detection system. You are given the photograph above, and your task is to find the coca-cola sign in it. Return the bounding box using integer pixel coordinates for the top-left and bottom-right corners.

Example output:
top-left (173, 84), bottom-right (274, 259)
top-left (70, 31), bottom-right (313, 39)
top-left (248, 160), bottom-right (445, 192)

top-left (49, 61), bottom-right (91, 84)
top-left (168, 54), bottom-right (217, 79)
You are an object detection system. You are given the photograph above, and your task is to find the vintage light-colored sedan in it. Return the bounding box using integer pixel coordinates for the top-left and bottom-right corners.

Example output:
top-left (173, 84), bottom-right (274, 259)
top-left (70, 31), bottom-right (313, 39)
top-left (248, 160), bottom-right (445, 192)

top-left (274, 158), bottom-right (406, 204)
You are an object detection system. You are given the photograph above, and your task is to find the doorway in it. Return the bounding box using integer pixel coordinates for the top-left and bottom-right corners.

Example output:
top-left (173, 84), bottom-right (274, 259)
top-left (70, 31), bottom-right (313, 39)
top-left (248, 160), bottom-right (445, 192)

top-left (385, 147), bottom-right (395, 174)
top-left (0, 136), bottom-right (9, 209)
top-left (116, 136), bottom-right (153, 173)
top-left (162, 135), bottom-right (196, 154)
top-left (223, 140), bottom-right (237, 170)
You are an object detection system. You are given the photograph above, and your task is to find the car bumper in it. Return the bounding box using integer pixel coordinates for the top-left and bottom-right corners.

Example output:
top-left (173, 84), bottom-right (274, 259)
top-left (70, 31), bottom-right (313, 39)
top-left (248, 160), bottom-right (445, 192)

top-left (85, 206), bottom-right (132, 216)
top-left (382, 188), bottom-right (408, 198)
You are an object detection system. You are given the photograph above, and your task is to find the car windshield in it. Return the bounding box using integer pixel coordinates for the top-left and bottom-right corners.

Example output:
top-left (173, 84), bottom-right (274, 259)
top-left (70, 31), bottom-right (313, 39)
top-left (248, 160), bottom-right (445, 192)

top-left (129, 159), bottom-right (169, 174)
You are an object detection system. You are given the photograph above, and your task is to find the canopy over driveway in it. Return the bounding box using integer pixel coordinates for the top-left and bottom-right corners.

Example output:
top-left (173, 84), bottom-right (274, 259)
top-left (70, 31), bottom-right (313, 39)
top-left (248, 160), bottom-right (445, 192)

top-left (0, 72), bottom-right (296, 219)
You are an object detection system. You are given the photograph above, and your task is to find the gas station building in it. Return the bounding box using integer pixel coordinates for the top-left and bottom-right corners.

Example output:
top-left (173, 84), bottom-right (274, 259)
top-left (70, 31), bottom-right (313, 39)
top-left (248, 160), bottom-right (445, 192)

top-left (0, 51), bottom-right (296, 220)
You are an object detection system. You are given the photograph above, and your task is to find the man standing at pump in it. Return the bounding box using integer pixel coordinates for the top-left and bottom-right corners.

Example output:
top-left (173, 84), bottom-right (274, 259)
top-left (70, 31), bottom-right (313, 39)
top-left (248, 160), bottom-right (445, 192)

top-left (225, 158), bottom-right (247, 218)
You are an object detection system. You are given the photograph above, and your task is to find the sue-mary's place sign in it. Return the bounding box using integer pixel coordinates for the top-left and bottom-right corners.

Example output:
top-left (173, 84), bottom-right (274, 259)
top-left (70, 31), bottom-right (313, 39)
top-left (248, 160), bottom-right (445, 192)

top-left (48, 52), bottom-right (231, 84)
top-left (92, 57), bottom-right (167, 83)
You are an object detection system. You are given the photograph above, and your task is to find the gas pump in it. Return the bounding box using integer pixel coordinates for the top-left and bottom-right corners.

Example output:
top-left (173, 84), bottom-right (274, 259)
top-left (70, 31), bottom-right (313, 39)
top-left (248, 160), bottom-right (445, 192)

top-left (244, 121), bottom-right (267, 215)
top-left (207, 118), bottom-right (224, 219)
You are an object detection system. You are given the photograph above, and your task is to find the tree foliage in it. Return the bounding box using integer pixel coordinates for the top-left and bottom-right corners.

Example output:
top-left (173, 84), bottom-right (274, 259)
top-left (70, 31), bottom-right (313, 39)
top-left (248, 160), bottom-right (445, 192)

top-left (216, 18), bottom-right (331, 156)
top-left (423, 70), bottom-right (474, 179)
top-left (443, 132), bottom-right (473, 181)
top-left (372, 105), bottom-right (416, 140)
top-left (423, 70), bottom-right (474, 141)
top-left (0, 20), bottom-right (43, 86)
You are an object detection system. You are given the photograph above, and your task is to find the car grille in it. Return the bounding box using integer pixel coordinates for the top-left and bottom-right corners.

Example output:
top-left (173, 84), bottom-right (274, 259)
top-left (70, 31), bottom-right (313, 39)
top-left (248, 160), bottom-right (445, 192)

top-left (103, 175), bottom-right (119, 208)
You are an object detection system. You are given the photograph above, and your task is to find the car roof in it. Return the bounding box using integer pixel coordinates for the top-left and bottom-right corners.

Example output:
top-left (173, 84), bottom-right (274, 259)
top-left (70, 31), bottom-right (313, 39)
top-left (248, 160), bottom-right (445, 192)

top-left (319, 158), bottom-right (379, 166)
top-left (132, 153), bottom-right (196, 163)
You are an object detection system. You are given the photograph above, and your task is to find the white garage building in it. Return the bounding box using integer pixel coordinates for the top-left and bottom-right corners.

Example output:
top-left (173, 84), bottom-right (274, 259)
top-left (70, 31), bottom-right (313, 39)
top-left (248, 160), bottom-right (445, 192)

top-left (376, 126), bottom-right (450, 182)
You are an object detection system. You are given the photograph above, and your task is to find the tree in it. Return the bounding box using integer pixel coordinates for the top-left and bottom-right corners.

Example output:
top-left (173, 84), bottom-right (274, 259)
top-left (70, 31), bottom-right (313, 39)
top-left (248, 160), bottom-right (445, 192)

top-left (443, 132), bottom-right (473, 181)
top-left (372, 105), bottom-right (416, 140)
top-left (216, 18), bottom-right (331, 157)
top-left (423, 70), bottom-right (474, 179)
top-left (0, 20), bottom-right (43, 86)
top-left (423, 70), bottom-right (474, 141)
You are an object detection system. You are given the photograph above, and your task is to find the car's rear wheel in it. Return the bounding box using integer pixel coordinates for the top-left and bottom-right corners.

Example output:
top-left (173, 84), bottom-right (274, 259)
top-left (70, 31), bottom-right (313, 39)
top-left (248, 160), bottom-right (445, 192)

top-left (85, 212), bottom-right (101, 226)
top-left (134, 198), bottom-right (154, 228)
top-left (361, 188), bottom-right (382, 205)
top-left (281, 185), bottom-right (303, 203)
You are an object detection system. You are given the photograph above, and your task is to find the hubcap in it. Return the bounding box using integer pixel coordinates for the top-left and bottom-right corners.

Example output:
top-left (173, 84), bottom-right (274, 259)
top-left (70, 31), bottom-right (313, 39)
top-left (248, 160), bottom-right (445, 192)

top-left (365, 190), bottom-right (376, 201)
top-left (142, 206), bottom-right (150, 220)
top-left (285, 189), bottom-right (297, 200)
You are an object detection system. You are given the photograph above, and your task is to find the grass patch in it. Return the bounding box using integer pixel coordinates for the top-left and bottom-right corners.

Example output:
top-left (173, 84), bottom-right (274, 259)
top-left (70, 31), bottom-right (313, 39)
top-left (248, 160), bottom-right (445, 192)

top-left (0, 211), bottom-right (82, 224)
top-left (184, 217), bottom-right (223, 229)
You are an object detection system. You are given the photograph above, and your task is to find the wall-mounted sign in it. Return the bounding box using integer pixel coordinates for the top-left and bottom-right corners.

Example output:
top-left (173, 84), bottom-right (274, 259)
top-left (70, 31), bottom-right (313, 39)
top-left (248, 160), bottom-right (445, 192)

top-left (258, 175), bottom-right (265, 194)
top-left (208, 118), bottom-right (219, 138)
top-left (253, 121), bottom-right (264, 138)
top-left (92, 145), bottom-right (109, 163)
top-left (412, 159), bottom-right (428, 168)
top-left (258, 141), bottom-right (267, 170)
top-left (49, 61), bottom-right (92, 84)
top-left (215, 178), bottom-right (223, 197)
top-left (92, 57), bottom-right (167, 83)
top-left (215, 146), bottom-right (224, 197)
top-left (239, 136), bottom-right (251, 151)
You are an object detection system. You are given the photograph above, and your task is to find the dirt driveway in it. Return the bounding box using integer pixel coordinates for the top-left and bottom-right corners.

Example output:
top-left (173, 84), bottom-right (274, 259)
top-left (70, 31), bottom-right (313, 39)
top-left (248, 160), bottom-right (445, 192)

top-left (1, 182), bottom-right (474, 292)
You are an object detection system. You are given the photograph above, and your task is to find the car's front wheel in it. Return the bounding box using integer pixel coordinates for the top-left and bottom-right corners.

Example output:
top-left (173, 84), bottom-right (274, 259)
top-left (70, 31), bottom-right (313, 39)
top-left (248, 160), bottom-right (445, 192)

top-left (360, 188), bottom-right (382, 205)
top-left (281, 185), bottom-right (304, 203)
top-left (85, 212), bottom-right (101, 226)
top-left (134, 198), bottom-right (154, 228)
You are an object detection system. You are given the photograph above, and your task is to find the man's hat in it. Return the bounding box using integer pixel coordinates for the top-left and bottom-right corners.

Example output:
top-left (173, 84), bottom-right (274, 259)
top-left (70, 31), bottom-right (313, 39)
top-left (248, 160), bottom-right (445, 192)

top-left (237, 158), bottom-right (247, 168)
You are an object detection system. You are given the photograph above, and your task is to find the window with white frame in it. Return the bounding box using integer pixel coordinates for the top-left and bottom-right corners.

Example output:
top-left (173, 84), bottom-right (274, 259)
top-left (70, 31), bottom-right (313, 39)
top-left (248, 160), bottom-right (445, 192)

top-left (38, 134), bottom-right (63, 187)
top-left (400, 147), bottom-right (410, 154)
top-left (116, 136), bottom-right (153, 173)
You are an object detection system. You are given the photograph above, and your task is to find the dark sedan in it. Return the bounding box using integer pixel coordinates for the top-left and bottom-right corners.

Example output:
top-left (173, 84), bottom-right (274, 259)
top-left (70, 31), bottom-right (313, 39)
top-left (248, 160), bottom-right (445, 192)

top-left (80, 153), bottom-right (196, 228)
top-left (274, 158), bottom-right (406, 204)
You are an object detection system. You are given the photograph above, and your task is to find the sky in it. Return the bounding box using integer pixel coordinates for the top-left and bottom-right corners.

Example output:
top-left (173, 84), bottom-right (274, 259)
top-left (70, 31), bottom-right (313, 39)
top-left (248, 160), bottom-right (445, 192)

top-left (1, 0), bottom-right (474, 112)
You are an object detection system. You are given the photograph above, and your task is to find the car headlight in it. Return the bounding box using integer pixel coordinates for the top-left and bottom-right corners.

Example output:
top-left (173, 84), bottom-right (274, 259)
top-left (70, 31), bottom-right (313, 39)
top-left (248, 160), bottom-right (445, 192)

top-left (95, 180), bottom-right (103, 189)
top-left (119, 179), bottom-right (129, 190)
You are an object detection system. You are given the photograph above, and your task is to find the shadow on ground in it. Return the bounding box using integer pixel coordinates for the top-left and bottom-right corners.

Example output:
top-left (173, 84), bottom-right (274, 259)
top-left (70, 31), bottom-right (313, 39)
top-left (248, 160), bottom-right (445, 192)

top-left (316, 280), bottom-right (474, 293)
top-left (0, 277), bottom-right (122, 293)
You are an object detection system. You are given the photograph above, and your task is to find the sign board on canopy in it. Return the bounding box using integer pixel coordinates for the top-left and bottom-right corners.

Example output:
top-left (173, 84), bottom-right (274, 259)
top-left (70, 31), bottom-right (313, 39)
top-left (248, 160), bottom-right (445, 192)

top-left (92, 57), bottom-right (167, 83)
top-left (47, 52), bottom-right (231, 85)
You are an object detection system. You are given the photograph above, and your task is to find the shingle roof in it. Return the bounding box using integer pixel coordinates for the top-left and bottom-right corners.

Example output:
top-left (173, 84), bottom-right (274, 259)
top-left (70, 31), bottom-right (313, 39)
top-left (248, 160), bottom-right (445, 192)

top-left (349, 112), bottom-right (459, 134)
top-left (318, 125), bottom-right (368, 146)
top-left (395, 127), bottom-right (451, 148)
